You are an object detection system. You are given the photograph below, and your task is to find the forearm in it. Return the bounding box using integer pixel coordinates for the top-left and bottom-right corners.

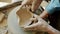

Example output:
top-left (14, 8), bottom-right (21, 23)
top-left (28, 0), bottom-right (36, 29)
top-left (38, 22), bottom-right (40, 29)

top-left (46, 25), bottom-right (60, 34)
top-left (39, 10), bottom-right (60, 34)
top-left (39, 10), bottom-right (49, 19)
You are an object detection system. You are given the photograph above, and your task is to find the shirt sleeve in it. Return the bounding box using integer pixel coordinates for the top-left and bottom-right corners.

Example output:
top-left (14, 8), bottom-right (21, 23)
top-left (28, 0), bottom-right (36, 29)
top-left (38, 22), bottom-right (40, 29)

top-left (45, 2), bottom-right (55, 14)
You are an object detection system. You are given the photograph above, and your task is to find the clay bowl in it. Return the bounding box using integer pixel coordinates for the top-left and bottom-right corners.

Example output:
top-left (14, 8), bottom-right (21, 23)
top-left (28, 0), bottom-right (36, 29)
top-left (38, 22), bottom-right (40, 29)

top-left (7, 6), bottom-right (35, 34)
top-left (16, 7), bottom-right (33, 27)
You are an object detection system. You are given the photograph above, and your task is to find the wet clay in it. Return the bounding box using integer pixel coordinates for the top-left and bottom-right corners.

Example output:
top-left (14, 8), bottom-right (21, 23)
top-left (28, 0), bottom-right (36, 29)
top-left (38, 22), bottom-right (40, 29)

top-left (16, 7), bottom-right (33, 27)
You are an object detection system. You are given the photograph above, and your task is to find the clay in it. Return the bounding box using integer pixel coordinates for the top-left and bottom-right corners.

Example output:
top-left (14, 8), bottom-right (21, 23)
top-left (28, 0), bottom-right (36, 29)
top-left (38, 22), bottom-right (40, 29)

top-left (0, 18), bottom-right (7, 27)
top-left (8, 6), bottom-right (34, 34)
top-left (16, 7), bottom-right (33, 27)
top-left (0, 12), bottom-right (5, 22)
top-left (0, 0), bottom-right (11, 3)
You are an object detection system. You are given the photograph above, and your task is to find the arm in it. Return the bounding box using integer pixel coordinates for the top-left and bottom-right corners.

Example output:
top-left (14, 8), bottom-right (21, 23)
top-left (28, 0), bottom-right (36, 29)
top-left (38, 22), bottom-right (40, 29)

top-left (38, 10), bottom-right (60, 34)
top-left (39, 10), bottom-right (60, 34)
top-left (39, 10), bottom-right (49, 19)
top-left (46, 25), bottom-right (60, 34)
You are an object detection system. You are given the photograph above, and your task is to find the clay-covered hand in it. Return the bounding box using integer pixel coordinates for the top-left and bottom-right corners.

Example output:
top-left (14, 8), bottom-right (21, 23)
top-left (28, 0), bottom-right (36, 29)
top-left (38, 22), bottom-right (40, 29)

top-left (24, 17), bottom-right (49, 32)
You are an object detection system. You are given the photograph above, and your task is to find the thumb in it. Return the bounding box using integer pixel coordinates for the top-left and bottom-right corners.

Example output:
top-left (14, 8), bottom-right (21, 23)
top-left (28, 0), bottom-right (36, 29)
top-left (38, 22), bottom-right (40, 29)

top-left (31, 3), bottom-right (35, 12)
top-left (24, 23), bottom-right (39, 31)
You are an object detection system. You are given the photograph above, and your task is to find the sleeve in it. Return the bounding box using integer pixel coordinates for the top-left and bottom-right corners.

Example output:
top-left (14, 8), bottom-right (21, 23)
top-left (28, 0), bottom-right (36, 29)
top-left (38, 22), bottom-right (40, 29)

top-left (45, 2), bottom-right (55, 14)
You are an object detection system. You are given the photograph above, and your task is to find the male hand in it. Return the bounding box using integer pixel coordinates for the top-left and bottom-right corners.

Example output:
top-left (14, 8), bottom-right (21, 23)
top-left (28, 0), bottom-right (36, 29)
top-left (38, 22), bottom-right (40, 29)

top-left (24, 17), bottom-right (48, 32)
top-left (21, 0), bottom-right (42, 12)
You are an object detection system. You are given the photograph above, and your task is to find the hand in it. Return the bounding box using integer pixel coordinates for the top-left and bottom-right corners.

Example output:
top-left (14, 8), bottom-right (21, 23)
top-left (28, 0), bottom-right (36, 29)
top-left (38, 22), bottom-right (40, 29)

top-left (21, 0), bottom-right (42, 12)
top-left (21, 0), bottom-right (34, 12)
top-left (24, 17), bottom-right (49, 32)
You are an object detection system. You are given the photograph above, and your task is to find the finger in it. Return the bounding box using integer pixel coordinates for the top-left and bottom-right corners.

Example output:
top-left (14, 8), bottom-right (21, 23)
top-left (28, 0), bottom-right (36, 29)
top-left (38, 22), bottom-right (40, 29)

top-left (24, 23), bottom-right (39, 29)
top-left (24, 23), bottom-right (39, 31)
top-left (33, 14), bottom-right (38, 18)
top-left (28, 5), bottom-right (31, 10)
top-left (26, 5), bottom-right (28, 8)
top-left (30, 18), bottom-right (36, 21)
top-left (31, 1), bottom-right (35, 12)
top-left (26, 5), bottom-right (31, 10)
top-left (31, 5), bottom-right (34, 12)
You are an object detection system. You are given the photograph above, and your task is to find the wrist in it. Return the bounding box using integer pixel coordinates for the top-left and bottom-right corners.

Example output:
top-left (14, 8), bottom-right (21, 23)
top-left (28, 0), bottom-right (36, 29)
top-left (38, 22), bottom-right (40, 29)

top-left (46, 25), bottom-right (60, 34)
